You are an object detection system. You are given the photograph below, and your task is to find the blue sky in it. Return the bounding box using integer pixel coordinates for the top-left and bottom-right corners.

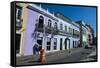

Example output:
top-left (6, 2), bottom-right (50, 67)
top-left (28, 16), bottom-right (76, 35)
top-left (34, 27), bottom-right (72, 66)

top-left (35, 3), bottom-right (97, 36)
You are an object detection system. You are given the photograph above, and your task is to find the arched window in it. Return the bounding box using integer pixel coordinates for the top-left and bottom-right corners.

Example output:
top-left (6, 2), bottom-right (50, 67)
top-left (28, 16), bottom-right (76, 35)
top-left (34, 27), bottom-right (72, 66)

top-left (38, 16), bottom-right (44, 28)
top-left (48, 19), bottom-right (52, 28)
top-left (16, 5), bottom-right (22, 30)
top-left (54, 22), bottom-right (57, 29)
top-left (60, 23), bottom-right (63, 30)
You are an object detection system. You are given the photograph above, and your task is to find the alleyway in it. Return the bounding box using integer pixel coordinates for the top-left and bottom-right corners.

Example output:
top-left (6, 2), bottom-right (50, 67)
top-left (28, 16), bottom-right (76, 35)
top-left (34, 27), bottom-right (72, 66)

top-left (16, 46), bottom-right (97, 66)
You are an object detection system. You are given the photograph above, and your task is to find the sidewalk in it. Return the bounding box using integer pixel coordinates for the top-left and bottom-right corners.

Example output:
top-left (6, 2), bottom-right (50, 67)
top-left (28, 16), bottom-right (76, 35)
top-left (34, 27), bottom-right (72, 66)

top-left (81, 49), bottom-right (97, 61)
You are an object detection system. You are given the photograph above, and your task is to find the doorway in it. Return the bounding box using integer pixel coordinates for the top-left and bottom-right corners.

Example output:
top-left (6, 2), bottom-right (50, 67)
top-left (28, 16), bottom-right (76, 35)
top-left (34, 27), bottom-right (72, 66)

top-left (65, 38), bottom-right (70, 49)
top-left (73, 41), bottom-right (74, 48)
top-left (60, 38), bottom-right (62, 50)
top-left (16, 34), bottom-right (21, 54)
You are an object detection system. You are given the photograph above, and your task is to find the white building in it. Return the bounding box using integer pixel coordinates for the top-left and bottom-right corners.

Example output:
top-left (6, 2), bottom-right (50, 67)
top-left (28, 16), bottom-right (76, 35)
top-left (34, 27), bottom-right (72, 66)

top-left (16, 3), bottom-right (80, 56)
top-left (28, 4), bottom-right (80, 53)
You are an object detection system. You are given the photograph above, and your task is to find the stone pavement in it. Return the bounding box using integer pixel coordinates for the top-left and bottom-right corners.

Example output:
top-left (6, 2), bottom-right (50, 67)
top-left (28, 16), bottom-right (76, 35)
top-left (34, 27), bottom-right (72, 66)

top-left (81, 48), bottom-right (97, 61)
top-left (16, 46), bottom-right (96, 66)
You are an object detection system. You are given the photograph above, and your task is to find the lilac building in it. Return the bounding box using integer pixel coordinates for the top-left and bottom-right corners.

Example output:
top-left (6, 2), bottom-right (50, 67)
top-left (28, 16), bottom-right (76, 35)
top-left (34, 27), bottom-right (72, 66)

top-left (16, 3), bottom-right (80, 56)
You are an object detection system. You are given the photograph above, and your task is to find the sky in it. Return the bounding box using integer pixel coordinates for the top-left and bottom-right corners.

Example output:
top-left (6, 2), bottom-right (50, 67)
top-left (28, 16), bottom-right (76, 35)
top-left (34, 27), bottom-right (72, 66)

top-left (35, 3), bottom-right (97, 37)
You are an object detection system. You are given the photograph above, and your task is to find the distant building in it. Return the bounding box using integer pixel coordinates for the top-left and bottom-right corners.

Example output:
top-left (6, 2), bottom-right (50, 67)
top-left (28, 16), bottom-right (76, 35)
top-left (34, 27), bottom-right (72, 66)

top-left (76, 20), bottom-right (94, 47)
top-left (86, 24), bottom-right (94, 45)
top-left (16, 3), bottom-right (94, 57)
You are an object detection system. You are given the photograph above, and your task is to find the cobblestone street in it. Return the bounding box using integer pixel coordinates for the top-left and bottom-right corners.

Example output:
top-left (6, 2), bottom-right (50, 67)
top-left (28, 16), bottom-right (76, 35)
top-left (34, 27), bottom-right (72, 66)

top-left (16, 46), bottom-right (97, 66)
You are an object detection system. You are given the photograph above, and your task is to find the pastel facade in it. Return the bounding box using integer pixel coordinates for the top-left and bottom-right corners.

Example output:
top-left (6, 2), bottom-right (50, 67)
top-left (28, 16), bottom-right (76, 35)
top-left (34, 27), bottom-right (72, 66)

top-left (16, 3), bottom-right (93, 56)
top-left (85, 24), bottom-right (94, 45)
top-left (76, 21), bottom-right (94, 47)
top-left (16, 3), bottom-right (29, 56)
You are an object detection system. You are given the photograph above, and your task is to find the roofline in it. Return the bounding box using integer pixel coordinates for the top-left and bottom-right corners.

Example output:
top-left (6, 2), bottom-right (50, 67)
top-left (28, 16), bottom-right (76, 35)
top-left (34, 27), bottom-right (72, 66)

top-left (27, 4), bottom-right (59, 22)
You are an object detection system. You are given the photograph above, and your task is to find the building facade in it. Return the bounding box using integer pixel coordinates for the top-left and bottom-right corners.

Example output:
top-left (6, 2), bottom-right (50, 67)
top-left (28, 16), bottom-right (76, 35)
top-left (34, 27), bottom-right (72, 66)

top-left (86, 24), bottom-right (94, 45)
top-left (16, 3), bottom-right (93, 57)
top-left (76, 20), bottom-right (94, 47)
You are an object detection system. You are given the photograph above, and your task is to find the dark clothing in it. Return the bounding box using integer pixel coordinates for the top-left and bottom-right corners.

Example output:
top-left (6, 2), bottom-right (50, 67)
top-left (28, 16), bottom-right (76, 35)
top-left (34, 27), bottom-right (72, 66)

top-left (33, 44), bottom-right (39, 55)
top-left (38, 46), bottom-right (42, 51)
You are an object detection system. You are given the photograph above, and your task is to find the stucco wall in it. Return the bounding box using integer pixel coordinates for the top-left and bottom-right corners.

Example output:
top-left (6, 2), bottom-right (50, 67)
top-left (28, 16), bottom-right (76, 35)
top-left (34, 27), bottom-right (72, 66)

top-left (24, 9), bottom-right (39, 55)
top-left (24, 6), bottom-right (80, 55)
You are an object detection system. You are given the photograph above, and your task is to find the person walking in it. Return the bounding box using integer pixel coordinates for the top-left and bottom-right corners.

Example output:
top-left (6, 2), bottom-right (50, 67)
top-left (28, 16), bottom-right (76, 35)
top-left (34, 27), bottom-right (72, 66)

top-left (33, 43), bottom-right (39, 55)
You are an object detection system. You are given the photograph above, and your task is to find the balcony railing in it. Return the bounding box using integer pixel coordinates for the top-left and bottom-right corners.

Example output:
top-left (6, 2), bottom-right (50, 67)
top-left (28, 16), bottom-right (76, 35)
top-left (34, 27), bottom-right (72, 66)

top-left (45, 26), bottom-right (53, 33)
top-left (36, 25), bottom-right (79, 37)
top-left (73, 35), bottom-right (80, 38)
top-left (45, 26), bottom-right (59, 35)
top-left (36, 25), bottom-right (59, 35)
top-left (58, 29), bottom-right (71, 36)
top-left (37, 27), bottom-right (44, 32)
top-left (53, 28), bottom-right (59, 35)
top-left (73, 33), bottom-right (80, 38)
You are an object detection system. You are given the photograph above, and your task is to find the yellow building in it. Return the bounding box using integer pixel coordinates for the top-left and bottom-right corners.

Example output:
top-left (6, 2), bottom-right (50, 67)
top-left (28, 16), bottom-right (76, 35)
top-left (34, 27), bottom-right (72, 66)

top-left (16, 3), bottom-right (28, 56)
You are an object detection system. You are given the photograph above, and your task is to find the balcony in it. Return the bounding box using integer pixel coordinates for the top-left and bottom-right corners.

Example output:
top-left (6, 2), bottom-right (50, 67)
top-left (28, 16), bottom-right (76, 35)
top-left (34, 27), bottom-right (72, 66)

top-left (37, 25), bottom-right (80, 37)
top-left (37, 26), bottom-right (80, 37)
top-left (37, 27), bottom-right (44, 32)
top-left (53, 28), bottom-right (59, 35)
top-left (45, 26), bottom-right (59, 35)
top-left (59, 30), bottom-right (70, 36)
top-left (73, 34), bottom-right (80, 38)
top-left (45, 26), bottom-right (53, 33)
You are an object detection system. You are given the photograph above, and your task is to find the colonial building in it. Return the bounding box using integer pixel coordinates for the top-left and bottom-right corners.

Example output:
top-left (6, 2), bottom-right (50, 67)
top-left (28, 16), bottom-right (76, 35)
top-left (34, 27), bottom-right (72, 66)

top-left (76, 20), bottom-right (94, 47)
top-left (85, 24), bottom-right (94, 45)
top-left (16, 3), bottom-right (93, 57)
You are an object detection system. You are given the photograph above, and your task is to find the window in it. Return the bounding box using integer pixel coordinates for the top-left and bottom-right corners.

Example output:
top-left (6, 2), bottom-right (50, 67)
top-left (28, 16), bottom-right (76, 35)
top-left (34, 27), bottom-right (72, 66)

top-left (48, 19), bottom-right (52, 28)
top-left (16, 6), bottom-right (22, 19)
top-left (73, 30), bottom-right (79, 37)
top-left (37, 16), bottom-right (44, 32)
top-left (16, 6), bottom-right (22, 29)
top-left (46, 38), bottom-right (51, 50)
top-left (65, 26), bottom-right (67, 32)
top-left (71, 28), bottom-right (73, 35)
top-left (77, 31), bottom-right (80, 37)
top-left (54, 22), bottom-right (57, 29)
top-left (60, 23), bottom-right (63, 30)
top-left (69, 27), bottom-right (73, 35)
top-left (69, 27), bottom-right (71, 34)
top-left (38, 16), bottom-right (44, 28)
top-left (54, 38), bottom-right (57, 50)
